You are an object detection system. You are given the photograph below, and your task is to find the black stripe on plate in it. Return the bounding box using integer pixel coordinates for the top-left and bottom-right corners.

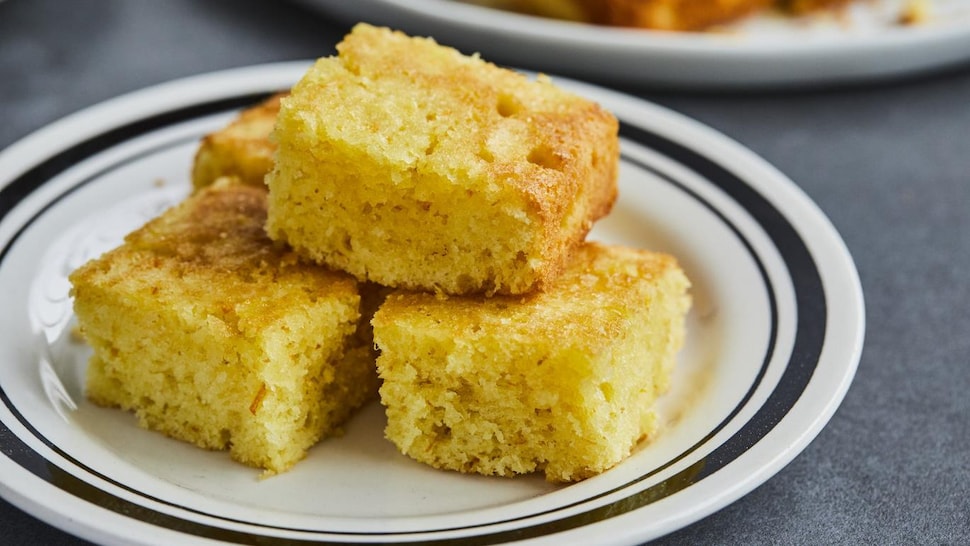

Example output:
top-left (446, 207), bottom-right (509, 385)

top-left (0, 94), bottom-right (825, 545)
top-left (618, 124), bottom-right (826, 482)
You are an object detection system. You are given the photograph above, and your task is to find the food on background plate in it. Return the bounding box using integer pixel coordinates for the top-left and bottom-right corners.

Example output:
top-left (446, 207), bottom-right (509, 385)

top-left (475, 0), bottom-right (862, 30)
top-left (373, 242), bottom-right (691, 482)
top-left (265, 23), bottom-right (619, 296)
top-left (780, 0), bottom-right (853, 15)
top-left (547, 0), bottom-right (775, 31)
top-left (70, 178), bottom-right (380, 475)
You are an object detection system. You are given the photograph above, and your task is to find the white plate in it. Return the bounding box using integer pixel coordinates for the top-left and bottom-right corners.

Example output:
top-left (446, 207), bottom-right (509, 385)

top-left (299, 0), bottom-right (970, 88)
top-left (0, 62), bottom-right (864, 545)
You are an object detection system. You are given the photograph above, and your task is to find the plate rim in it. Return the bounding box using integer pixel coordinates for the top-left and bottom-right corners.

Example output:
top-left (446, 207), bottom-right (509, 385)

top-left (0, 62), bottom-right (865, 545)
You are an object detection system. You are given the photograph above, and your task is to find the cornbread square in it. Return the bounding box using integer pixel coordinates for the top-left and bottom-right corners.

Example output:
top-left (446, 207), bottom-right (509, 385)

top-left (70, 178), bottom-right (379, 474)
top-left (191, 93), bottom-right (283, 190)
top-left (372, 242), bottom-right (691, 482)
top-left (266, 23), bottom-right (619, 296)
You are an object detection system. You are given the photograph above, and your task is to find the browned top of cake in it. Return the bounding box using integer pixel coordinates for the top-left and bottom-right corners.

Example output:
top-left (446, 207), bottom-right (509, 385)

top-left (72, 178), bottom-right (358, 335)
top-left (376, 242), bottom-right (687, 348)
top-left (190, 93), bottom-right (284, 189)
top-left (126, 180), bottom-right (281, 270)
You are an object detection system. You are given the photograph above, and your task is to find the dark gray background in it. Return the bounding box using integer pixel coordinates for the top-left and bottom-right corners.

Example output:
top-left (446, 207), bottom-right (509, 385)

top-left (1, 1), bottom-right (968, 544)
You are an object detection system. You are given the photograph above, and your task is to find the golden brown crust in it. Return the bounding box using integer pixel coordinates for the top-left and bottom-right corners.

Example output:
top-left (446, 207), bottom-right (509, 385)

top-left (190, 94), bottom-right (285, 190)
top-left (378, 242), bottom-right (683, 343)
top-left (126, 180), bottom-right (275, 267)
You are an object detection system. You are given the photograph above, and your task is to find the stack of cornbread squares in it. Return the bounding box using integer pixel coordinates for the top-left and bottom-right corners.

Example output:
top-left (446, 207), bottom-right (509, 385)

top-left (70, 24), bottom-right (691, 482)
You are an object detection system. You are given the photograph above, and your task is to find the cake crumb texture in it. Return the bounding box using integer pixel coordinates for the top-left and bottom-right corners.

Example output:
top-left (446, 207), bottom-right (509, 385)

top-left (266, 23), bottom-right (619, 296)
top-left (70, 178), bottom-right (379, 474)
top-left (372, 242), bottom-right (691, 481)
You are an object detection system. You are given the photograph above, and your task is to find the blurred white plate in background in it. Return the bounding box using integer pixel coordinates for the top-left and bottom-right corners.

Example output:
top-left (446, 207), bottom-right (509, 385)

top-left (300, 0), bottom-right (970, 88)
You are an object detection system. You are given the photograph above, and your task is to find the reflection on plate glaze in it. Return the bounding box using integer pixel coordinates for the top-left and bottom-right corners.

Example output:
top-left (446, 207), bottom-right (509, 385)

top-left (36, 332), bottom-right (76, 423)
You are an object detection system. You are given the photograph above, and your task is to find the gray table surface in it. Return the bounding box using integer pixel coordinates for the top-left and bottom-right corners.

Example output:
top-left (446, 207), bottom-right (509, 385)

top-left (1, 1), bottom-right (968, 544)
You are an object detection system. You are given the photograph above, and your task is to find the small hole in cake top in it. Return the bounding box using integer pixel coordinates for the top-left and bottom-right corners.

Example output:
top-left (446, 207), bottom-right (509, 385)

top-left (339, 234), bottom-right (353, 253)
top-left (528, 145), bottom-right (566, 171)
top-left (599, 382), bottom-right (615, 402)
top-left (477, 146), bottom-right (495, 164)
top-left (424, 135), bottom-right (439, 157)
top-left (496, 94), bottom-right (522, 118)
